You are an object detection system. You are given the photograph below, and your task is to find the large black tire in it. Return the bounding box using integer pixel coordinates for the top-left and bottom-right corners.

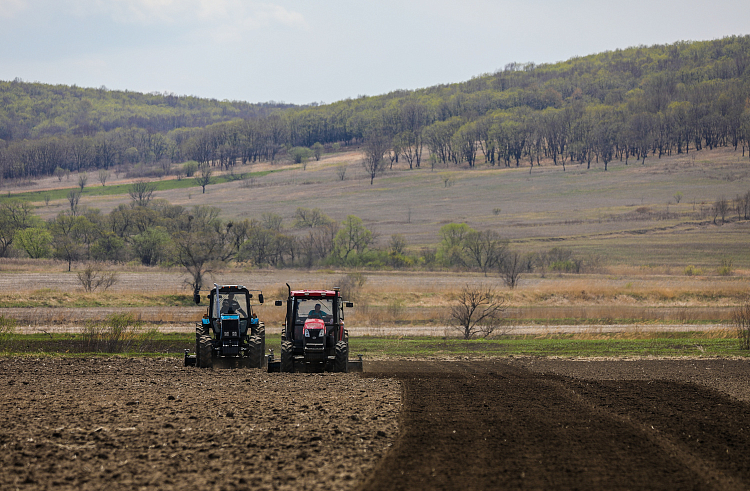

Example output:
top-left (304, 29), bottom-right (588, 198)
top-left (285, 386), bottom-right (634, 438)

top-left (334, 340), bottom-right (349, 373)
top-left (280, 340), bottom-right (294, 373)
top-left (257, 322), bottom-right (266, 364)
top-left (247, 335), bottom-right (263, 368)
top-left (198, 335), bottom-right (213, 368)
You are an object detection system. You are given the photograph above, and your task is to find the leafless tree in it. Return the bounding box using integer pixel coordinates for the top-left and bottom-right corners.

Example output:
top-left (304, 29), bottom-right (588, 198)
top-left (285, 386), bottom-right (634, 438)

top-left (77, 172), bottom-right (88, 191)
top-left (195, 163), bottom-right (212, 194)
top-left (450, 284), bottom-right (506, 339)
top-left (77, 264), bottom-right (118, 292)
top-left (294, 207), bottom-right (333, 228)
top-left (98, 169), bottom-right (110, 186)
top-left (463, 230), bottom-right (507, 276)
top-left (336, 165), bottom-right (347, 181)
top-left (499, 250), bottom-right (524, 289)
top-left (67, 190), bottom-right (81, 215)
top-left (128, 180), bottom-right (157, 207)
top-left (361, 131), bottom-right (389, 185)
top-left (713, 197), bottom-right (729, 224)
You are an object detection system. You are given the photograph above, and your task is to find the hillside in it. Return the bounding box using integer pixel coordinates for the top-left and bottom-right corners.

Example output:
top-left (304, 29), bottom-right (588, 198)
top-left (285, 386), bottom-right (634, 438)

top-left (3, 143), bottom-right (749, 273)
top-left (1, 36), bottom-right (749, 183)
top-left (0, 36), bottom-right (748, 279)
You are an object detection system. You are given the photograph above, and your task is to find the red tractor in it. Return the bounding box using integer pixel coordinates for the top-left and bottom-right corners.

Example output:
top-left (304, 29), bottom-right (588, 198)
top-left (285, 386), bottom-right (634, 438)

top-left (268, 285), bottom-right (361, 373)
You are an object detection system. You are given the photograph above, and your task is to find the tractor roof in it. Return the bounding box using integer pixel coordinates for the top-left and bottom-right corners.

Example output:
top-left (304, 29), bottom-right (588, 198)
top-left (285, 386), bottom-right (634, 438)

top-left (210, 285), bottom-right (248, 292)
top-left (290, 289), bottom-right (339, 298)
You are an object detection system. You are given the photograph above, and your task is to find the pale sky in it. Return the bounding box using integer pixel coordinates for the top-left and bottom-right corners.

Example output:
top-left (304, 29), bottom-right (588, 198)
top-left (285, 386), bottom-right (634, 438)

top-left (1, 0), bottom-right (747, 105)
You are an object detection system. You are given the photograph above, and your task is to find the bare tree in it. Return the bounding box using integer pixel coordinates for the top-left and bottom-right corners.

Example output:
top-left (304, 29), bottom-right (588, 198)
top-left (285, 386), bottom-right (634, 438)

top-left (450, 284), bottom-right (506, 339)
top-left (128, 180), bottom-right (157, 207)
top-left (67, 190), bottom-right (81, 215)
top-left (173, 217), bottom-right (225, 293)
top-left (463, 230), bottom-right (507, 276)
top-left (77, 172), bottom-right (88, 191)
top-left (294, 207), bottom-right (333, 228)
top-left (499, 250), bottom-right (524, 289)
top-left (77, 264), bottom-right (118, 292)
top-left (98, 169), bottom-right (110, 186)
top-left (336, 165), bottom-right (347, 181)
top-left (713, 197), bottom-right (729, 224)
top-left (195, 163), bottom-right (212, 194)
top-left (361, 131), bottom-right (389, 185)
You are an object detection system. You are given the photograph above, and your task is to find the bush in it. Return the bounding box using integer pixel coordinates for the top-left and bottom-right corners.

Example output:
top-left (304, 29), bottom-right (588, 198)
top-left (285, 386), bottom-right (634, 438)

top-left (684, 265), bottom-right (703, 276)
top-left (551, 260), bottom-right (576, 273)
top-left (81, 313), bottom-right (150, 353)
top-left (718, 258), bottom-right (733, 276)
top-left (77, 264), bottom-right (118, 292)
top-left (183, 161), bottom-right (199, 177)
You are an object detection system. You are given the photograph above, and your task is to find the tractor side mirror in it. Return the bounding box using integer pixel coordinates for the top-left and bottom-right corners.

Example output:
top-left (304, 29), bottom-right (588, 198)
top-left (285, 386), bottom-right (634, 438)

top-left (258, 293), bottom-right (264, 304)
top-left (193, 292), bottom-right (201, 304)
top-left (274, 300), bottom-right (283, 306)
top-left (345, 302), bottom-right (354, 308)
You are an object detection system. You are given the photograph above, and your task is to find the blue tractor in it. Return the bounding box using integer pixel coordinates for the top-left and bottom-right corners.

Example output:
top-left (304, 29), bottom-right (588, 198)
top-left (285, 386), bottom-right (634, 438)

top-left (184, 284), bottom-right (265, 369)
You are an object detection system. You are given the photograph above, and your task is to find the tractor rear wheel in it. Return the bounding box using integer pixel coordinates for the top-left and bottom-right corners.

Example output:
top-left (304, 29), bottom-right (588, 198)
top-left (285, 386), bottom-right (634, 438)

top-left (247, 335), bottom-right (263, 368)
top-left (280, 340), bottom-right (294, 373)
top-left (198, 335), bottom-right (213, 368)
top-left (334, 340), bottom-right (348, 373)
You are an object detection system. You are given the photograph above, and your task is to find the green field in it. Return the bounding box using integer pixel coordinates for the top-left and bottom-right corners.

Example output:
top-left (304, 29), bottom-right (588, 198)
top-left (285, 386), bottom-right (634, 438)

top-left (1, 331), bottom-right (745, 359)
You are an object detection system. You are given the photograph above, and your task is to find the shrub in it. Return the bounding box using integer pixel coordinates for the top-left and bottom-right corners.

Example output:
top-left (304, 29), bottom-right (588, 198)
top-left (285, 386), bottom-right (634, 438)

top-left (684, 265), bottom-right (703, 276)
top-left (77, 264), bottom-right (118, 292)
top-left (718, 258), bottom-right (733, 276)
top-left (81, 313), bottom-right (146, 353)
top-left (551, 260), bottom-right (576, 273)
top-left (183, 161), bottom-right (199, 177)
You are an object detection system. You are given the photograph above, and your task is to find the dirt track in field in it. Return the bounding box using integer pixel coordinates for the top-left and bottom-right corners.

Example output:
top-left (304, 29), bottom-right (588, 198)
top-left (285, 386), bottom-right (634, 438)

top-left (3, 357), bottom-right (750, 490)
top-left (360, 358), bottom-right (750, 491)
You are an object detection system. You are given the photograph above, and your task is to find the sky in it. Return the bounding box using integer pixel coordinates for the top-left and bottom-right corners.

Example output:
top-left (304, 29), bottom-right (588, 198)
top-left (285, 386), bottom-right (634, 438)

top-left (0, 0), bottom-right (747, 105)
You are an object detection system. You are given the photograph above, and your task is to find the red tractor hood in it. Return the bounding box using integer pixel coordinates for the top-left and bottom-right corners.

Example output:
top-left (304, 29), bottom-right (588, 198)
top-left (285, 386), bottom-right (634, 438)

top-left (303, 318), bottom-right (326, 330)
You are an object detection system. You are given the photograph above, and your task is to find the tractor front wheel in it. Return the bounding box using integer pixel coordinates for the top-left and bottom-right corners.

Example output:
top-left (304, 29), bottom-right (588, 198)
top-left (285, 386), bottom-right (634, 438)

top-left (198, 335), bottom-right (213, 368)
top-left (334, 340), bottom-right (348, 373)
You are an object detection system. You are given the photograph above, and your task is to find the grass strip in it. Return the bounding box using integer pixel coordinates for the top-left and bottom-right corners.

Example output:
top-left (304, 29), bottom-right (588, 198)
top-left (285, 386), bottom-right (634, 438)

top-left (1, 332), bottom-right (746, 359)
top-left (0, 170), bottom-right (281, 203)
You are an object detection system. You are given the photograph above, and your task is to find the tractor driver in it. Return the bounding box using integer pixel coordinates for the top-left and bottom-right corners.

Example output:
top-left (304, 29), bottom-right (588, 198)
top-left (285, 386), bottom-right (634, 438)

top-left (307, 303), bottom-right (329, 321)
top-left (221, 293), bottom-right (247, 317)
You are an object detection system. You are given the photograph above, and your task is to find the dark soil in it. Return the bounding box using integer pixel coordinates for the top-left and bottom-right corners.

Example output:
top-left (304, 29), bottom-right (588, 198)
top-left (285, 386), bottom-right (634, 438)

top-left (359, 358), bottom-right (750, 491)
top-left (0, 357), bottom-right (400, 490)
top-left (3, 356), bottom-right (750, 490)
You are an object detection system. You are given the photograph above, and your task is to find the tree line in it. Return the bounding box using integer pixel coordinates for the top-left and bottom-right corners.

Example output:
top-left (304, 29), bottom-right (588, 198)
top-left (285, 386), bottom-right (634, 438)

top-left (2, 183), bottom-right (748, 290)
top-left (2, 37), bottom-right (749, 182)
top-left (0, 188), bottom-right (603, 292)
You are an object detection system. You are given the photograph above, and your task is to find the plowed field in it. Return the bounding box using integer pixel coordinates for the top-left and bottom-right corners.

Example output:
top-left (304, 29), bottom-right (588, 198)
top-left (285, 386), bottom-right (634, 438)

top-left (361, 359), bottom-right (750, 491)
top-left (2, 357), bottom-right (750, 490)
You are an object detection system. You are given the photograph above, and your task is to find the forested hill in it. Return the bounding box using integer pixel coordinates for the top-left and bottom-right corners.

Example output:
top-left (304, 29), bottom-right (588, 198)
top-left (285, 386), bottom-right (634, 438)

top-left (0, 81), bottom-right (296, 142)
top-left (1, 35), bottom-right (749, 181)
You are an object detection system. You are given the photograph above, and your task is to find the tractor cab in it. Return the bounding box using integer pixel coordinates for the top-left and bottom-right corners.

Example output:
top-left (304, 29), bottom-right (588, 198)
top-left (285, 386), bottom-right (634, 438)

top-left (202, 286), bottom-right (259, 339)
